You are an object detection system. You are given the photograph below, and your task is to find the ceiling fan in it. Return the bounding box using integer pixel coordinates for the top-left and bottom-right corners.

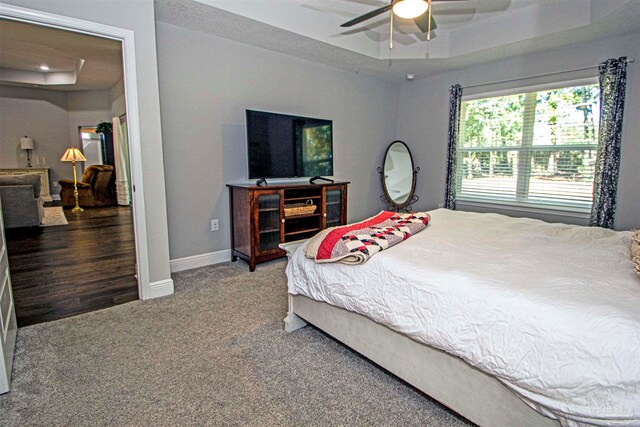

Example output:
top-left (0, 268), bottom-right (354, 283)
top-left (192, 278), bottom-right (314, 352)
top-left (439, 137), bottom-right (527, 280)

top-left (340, 0), bottom-right (467, 48)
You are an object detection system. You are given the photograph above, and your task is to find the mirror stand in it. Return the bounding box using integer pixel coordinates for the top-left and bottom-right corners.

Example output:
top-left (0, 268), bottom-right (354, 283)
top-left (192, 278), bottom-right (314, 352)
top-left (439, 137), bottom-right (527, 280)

top-left (377, 166), bottom-right (420, 212)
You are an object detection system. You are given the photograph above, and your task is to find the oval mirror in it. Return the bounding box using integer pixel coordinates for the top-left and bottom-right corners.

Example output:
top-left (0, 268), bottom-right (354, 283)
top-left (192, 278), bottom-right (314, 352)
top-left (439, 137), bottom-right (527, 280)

top-left (379, 141), bottom-right (419, 211)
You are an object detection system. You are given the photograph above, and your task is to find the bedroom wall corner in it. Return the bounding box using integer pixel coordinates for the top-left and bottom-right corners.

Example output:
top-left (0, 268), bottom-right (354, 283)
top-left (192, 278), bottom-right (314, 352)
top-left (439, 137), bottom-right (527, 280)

top-left (396, 31), bottom-right (640, 230)
top-left (155, 21), bottom-right (399, 262)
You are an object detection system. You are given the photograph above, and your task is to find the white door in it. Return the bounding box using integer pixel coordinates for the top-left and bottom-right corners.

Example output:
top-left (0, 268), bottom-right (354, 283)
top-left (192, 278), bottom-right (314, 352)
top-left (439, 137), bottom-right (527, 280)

top-left (0, 198), bottom-right (17, 394)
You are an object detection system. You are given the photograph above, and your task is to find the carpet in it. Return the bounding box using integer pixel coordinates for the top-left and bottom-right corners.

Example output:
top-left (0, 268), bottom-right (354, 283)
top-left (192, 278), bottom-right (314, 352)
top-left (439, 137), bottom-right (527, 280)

top-left (0, 260), bottom-right (471, 426)
top-left (40, 206), bottom-right (68, 227)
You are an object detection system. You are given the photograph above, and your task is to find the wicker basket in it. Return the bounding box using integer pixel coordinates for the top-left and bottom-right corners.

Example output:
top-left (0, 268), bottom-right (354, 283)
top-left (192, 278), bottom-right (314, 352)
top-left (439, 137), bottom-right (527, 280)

top-left (284, 199), bottom-right (317, 217)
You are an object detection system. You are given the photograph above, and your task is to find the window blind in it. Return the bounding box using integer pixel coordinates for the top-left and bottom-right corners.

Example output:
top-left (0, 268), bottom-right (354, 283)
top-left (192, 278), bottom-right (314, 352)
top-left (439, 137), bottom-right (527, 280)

top-left (456, 84), bottom-right (600, 212)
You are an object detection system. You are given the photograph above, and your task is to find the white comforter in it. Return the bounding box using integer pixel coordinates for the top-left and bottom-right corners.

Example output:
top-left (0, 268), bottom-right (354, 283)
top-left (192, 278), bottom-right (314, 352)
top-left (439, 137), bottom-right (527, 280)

top-left (286, 209), bottom-right (640, 427)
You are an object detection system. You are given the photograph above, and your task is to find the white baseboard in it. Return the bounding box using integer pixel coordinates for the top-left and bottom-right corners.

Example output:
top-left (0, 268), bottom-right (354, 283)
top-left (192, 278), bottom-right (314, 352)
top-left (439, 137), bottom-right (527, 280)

top-left (170, 249), bottom-right (232, 273)
top-left (143, 278), bottom-right (174, 299)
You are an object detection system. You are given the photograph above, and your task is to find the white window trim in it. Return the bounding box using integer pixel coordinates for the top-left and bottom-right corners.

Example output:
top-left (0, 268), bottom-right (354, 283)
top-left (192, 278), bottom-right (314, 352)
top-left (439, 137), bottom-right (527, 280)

top-left (462, 77), bottom-right (599, 102)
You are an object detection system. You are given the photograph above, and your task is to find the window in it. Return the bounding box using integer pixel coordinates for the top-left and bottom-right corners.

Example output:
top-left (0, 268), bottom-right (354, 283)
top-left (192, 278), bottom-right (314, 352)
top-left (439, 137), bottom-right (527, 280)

top-left (456, 83), bottom-right (600, 213)
top-left (79, 126), bottom-right (103, 169)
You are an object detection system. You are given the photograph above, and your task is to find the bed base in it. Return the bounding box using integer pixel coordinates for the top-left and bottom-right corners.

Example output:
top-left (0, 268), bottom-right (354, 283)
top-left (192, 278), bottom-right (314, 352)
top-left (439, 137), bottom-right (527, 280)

top-left (285, 294), bottom-right (559, 427)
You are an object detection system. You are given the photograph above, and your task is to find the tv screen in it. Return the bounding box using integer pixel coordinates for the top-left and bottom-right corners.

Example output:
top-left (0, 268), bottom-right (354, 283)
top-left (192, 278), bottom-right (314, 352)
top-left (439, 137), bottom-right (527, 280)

top-left (246, 110), bottom-right (333, 179)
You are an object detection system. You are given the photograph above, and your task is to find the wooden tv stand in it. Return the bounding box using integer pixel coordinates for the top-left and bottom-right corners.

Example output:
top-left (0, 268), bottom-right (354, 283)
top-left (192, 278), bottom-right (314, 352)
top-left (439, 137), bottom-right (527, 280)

top-left (227, 181), bottom-right (349, 271)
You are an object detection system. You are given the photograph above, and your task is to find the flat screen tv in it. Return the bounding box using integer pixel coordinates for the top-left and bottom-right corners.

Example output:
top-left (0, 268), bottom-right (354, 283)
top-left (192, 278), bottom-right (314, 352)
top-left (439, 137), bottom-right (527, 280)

top-left (246, 110), bottom-right (333, 179)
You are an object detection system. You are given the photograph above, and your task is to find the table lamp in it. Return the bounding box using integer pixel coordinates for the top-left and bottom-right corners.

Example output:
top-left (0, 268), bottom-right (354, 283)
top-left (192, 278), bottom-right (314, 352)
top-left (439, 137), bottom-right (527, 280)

top-left (60, 147), bottom-right (87, 213)
top-left (20, 136), bottom-right (34, 167)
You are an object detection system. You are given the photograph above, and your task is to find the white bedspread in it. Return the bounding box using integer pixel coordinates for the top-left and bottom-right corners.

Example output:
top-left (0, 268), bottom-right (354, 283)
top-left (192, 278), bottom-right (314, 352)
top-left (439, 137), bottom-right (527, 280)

top-left (285, 209), bottom-right (640, 426)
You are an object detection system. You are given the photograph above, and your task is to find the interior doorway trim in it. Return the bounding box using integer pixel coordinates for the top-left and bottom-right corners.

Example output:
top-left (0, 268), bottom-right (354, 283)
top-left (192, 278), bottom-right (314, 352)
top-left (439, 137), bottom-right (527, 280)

top-left (0, 3), bottom-right (153, 299)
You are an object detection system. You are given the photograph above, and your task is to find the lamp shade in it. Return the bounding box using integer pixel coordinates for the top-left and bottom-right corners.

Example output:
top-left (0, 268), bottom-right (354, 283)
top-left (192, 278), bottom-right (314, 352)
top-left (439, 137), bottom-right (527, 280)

top-left (60, 147), bottom-right (87, 162)
top-left (20, 137), bottom-right (34, 150)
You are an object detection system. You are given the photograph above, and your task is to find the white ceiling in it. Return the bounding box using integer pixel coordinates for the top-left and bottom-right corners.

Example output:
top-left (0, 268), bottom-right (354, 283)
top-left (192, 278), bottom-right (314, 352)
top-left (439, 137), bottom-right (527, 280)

top-left (154, 0), bottom-right (640, 82)
top-left (0, 19), bottom-right (123, 91)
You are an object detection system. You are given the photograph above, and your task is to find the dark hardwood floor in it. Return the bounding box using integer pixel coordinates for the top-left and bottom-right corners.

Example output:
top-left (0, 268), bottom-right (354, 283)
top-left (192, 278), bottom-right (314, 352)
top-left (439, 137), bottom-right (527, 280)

top-left (5, 205), bottom-right (138, 327)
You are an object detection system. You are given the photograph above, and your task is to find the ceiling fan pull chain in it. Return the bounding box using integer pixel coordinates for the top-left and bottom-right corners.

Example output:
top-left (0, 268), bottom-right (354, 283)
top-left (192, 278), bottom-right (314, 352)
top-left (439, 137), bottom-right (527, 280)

top-left (389, 10), bottom-right (394, 50)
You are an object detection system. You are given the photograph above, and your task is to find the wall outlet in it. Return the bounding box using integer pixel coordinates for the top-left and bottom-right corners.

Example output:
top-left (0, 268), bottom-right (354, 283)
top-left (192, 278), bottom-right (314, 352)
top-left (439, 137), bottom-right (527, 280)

top-left (53, 182), bottom-right (59, 188)
top-left (211, 219), bottom-right (219, 232)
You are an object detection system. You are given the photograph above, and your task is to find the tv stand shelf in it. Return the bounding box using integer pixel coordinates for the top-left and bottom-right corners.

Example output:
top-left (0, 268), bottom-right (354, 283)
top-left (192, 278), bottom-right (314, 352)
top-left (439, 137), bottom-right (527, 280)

top-left (286, 195), bottom-right (322, 202)
top-left (227, 181), bottom-right (349, 271)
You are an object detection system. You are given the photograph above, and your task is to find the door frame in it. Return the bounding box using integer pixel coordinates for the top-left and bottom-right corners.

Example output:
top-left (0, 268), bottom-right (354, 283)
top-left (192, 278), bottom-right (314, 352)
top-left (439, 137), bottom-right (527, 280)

top-left (0, 4), bottom-right (151, 298)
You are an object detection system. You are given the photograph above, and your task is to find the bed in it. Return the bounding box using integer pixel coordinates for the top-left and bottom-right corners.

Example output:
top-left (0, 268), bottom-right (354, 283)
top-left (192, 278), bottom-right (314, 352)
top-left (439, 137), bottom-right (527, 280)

top-left (282, 209), bottom-right (640, 427)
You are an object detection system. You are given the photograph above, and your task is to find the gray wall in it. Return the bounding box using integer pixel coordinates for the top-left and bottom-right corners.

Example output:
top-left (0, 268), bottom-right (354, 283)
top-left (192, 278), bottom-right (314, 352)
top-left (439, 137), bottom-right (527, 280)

top-left (0, 88), bottom-right (68, 174)
top-left (2, 0), bottom-right (172, 283)
top-left (156, 22), bottom-right (399, 260)
top-left (396, 32), bottom-right (640, 231)
top-left (110, 79), bottom-right (126, 117)
top-left (0, 86), bottom-right (112, 191)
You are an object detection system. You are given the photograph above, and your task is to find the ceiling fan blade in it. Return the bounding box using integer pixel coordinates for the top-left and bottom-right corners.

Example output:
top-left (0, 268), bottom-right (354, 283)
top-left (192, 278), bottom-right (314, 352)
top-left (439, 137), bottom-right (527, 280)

top-left (413, 12), bottom-right (437, 32)
top-left (340, 4), bottom-right (392, 27)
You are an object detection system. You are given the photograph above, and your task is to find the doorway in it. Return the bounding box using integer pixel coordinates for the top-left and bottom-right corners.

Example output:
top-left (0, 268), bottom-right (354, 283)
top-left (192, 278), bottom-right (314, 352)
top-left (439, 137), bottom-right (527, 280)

top-left (0, 12), bottom-right (147, 325)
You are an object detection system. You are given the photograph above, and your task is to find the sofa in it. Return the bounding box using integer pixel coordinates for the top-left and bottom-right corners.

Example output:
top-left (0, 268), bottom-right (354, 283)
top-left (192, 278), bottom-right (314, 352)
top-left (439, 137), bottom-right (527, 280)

top-left (0, 173), bottom-right (45, 228)
top-left (59, 164), bottom-right (117, 208)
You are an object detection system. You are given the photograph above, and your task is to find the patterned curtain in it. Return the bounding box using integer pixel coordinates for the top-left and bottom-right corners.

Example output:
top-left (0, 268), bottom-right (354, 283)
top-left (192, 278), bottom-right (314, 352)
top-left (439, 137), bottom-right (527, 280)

top-left (590, 57), bottom-right (628, 228)
top-left (444, 84), bottom-right (463, 210)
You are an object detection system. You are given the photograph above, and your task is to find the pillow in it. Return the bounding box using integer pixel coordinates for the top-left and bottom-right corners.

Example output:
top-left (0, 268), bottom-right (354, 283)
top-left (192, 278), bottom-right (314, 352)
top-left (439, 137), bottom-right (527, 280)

top-left (0, 173), bottom-right (41, 198)
top-left (632, 231), bottom-right (640, 277)
top-left (304, 227), bottom-right (333, 260)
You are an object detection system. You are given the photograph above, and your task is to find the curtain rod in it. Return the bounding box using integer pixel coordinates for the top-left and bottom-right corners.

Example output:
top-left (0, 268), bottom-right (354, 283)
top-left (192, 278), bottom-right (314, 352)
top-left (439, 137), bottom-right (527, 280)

top-left (462, 58), bottom-right (634, 90)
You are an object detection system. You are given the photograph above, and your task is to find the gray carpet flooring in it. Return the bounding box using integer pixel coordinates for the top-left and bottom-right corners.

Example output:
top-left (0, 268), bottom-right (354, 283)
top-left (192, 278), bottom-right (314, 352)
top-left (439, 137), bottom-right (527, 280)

top-left (0, 260), bottom-right (471, 426)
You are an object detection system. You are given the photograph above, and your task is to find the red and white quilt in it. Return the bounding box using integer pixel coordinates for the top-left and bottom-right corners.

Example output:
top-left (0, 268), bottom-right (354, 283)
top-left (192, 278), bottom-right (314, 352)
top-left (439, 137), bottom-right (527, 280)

top-left (304, 211), bottom-right (431, 265)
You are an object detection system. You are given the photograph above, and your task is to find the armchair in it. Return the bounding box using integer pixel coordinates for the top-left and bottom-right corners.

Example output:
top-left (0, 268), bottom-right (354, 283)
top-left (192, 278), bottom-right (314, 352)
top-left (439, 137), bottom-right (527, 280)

top-left (59, 165), bottom-right (117, 208)
top-left (0, 173), bottom-right (44, 228)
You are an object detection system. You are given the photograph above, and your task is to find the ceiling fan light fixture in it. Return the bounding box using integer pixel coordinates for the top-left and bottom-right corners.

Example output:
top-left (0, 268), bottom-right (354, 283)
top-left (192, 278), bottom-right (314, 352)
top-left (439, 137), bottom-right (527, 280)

top-left (392, 0), bottom-right (428, 20)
